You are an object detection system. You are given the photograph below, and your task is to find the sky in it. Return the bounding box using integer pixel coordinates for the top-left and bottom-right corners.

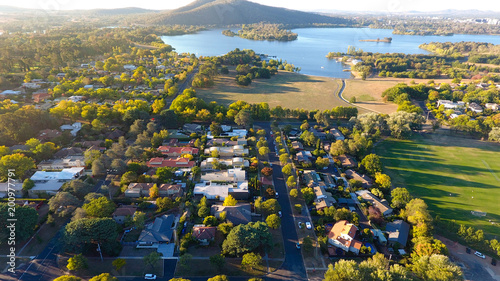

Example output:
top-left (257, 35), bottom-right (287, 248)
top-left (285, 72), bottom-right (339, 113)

top-left (1, 0), bottom-right (500, 12)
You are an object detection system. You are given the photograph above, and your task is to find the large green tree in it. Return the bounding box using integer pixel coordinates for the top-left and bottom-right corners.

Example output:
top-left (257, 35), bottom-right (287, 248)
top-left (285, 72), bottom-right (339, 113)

top-left (63, 218), bottom-right (119, 253)
top-left (83, 197), bottom-right (116, 218)
top-left (0, 153), bottom-right (35, 180)
top-left (89, 273), bottom-right (119, 281)
top-left (67, 253), bottom-right (88, 271)
top-left (360, 154), bottom-right (382, 176)
top-left (0, 203), bottom-right (38, 242)
top-left (222, 222), bottom-right (273, 256)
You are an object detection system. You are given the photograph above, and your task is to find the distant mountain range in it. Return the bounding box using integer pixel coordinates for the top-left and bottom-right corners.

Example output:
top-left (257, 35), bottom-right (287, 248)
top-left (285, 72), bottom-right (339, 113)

top-left (141, 0), bottom-right (351, 26)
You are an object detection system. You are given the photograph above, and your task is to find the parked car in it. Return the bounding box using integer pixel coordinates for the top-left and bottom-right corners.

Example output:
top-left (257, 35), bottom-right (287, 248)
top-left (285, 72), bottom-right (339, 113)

top-left (144, 274), bottom-right (157, 280)
top-left (298, 222), bottom-right (304, 229)
top-left (466, 247), bottom-right (471, 254)
top-left (475, 251), bottom-right (486, 259)
top-left (305, 222), bottom-right (312, 230)
top-left (275, 192), bottom-right (279, 198)
top-left (296, 242), bottom-right (301, 249)
top-left (278, 211), bottom-right (282, 217)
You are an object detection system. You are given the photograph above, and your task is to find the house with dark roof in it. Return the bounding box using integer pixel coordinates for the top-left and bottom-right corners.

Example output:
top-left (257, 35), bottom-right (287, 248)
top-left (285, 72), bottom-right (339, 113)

top-left (292, 141), bottom-right (304, 151)
top-left (105, 129), bottom-right (125, 140)
top-left (183, 123), bottom-right (203, 134)
top-left (38, 129), bottom-right (62, 141)
top-left (211, 203), bottom-right (252, 225)
top-left (192, 225), bottom-right (216, 245)
top-left (296, 151), bottom-right (313, 164)
top-left (386, 220), bottom-right (410, 247)
top-left (112, 205), bottom-right (137, 224)
top-left (137, 214), bottom-right (175, 248)
top-left (53, 147), bottom-right (84, 158)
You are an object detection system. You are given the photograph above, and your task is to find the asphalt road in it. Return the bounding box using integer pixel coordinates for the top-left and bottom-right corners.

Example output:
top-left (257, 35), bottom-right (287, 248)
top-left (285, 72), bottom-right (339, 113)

top-left (10, 178), bottom-right (110, 281)
top-left (258, 121), bottom-right (308, 281)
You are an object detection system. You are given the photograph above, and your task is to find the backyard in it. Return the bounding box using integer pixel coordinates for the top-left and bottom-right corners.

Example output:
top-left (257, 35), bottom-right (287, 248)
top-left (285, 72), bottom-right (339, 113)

top-left (375, 132), bottom-right (500, 238)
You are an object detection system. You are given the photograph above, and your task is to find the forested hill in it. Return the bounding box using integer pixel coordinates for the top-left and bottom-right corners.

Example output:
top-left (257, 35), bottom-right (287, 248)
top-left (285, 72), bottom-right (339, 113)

top-left (143, 0), bottom-right (351, 26)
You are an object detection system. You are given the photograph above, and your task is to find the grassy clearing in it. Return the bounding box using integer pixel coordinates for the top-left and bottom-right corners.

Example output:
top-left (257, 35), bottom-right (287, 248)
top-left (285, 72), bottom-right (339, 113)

top-left (375, 133), bottom-right (500, 237)
top-left (196, 70), bottom-right (350, 111)
top-left (175, 257), bottom-right (272, 277)
top-left (58, 256), bottom-right (163, 277)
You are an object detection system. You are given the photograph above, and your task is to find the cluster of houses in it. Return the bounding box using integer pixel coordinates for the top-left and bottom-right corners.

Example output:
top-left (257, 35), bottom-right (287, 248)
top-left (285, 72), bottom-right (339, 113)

top-left (437, 99), bottom-right (500, 119)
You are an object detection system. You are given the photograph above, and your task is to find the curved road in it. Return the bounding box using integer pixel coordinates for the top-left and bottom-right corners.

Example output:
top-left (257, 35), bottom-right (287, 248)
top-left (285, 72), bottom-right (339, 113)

top-left (335, 79), bottom-right (378, 114)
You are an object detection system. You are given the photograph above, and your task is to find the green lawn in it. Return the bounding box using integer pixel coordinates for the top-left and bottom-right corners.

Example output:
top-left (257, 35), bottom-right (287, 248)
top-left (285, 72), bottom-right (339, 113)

top-left (195, 69), bottom-right (358, 111)
top-left (375, 133), bottom-right (500, 237)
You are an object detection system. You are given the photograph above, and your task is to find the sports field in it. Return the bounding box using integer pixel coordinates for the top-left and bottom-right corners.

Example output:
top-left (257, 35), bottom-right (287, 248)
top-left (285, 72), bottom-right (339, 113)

top-left (375, 133), bottom-right (500, 237)
top-left (196, 70), bottom-right (368, 112)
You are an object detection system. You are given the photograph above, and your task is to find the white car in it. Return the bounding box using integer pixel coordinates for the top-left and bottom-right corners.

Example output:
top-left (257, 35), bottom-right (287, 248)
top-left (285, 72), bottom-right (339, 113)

top-left (144, 274), bottom-right (157, 280)
top-left (305, 222), bottom-right (312, 230)
top-left (475, 251), bottom-right (486, 259)
top-left (278, 211), bottom-right (282, 217)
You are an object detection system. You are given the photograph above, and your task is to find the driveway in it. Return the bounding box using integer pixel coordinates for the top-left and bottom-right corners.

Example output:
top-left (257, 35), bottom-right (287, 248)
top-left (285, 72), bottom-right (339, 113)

top-left (436, 235), bottom-right (500, 281)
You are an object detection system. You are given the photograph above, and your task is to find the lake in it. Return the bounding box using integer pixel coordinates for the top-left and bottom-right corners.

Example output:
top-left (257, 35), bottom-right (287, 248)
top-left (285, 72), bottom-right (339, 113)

top-left (162, 28), bottom-right (500, 78)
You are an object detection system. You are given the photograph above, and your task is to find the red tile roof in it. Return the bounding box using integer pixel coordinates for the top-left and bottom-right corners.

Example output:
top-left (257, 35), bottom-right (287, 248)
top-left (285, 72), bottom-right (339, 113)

top-left (158, 146), bottom-right (199, 155)
top-left (192, 226), bottom-right (216, 240)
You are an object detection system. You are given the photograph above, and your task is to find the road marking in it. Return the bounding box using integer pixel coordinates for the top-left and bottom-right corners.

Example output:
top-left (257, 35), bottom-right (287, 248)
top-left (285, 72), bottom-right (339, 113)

top-left (482, 160), bottom-right (500, 182)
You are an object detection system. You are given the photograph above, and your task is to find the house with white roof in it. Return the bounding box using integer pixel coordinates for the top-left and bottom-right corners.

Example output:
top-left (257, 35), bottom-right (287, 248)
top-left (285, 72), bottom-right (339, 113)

top-left (193, 180), bottom-right (249, 201)
top-left (0, 180), bottom-right (22, 198)
top-left (200, 157), bottom-right (249, 170)
top-left (124, 64), bottom-right (137, 71)
top-left (0, 90), bottom-right (22, 96)
top-left (437, 100), bottom-right (465, 109)
top-left (60, 122), bottom-right (82, 137)
top-left (204, 145), bottom-right (248, 157)
top-left (29, 167), bottom-right (84, 197)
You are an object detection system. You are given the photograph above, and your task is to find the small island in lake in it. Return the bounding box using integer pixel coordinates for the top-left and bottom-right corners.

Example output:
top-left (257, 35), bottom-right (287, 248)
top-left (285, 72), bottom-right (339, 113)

top-left (360, 37), bottom-right (392, 43)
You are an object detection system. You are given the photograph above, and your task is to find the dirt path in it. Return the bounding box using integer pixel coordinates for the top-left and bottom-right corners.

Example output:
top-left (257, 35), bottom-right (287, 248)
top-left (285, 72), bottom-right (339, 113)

top-left (436, 235), bottom-right (500, 281)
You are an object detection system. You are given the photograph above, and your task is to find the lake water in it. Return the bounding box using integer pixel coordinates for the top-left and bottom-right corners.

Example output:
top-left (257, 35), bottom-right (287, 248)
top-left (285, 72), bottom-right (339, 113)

top-left (161, 28), bottom-right (500, 78)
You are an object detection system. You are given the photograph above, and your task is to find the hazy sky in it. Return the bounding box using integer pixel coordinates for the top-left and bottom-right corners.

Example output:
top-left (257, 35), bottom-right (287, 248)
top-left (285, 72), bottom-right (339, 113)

top-left (1, 0), bottom-right (499, 12)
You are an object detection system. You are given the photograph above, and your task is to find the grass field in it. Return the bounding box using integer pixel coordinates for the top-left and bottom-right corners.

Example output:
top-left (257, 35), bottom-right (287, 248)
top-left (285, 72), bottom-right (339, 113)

top-left (196, 70), bottom-right (358, 111)
top-left (375, 133), bottom-right (500, 237)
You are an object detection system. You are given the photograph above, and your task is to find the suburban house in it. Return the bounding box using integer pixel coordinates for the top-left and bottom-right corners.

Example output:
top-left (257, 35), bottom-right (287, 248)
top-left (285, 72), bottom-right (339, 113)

top-left (38, 156), bottom-right (85, 170)
top-left (207, 129), bottom-right (247, 139)
top-left (200, 157), bottom-right (249, 170)
top-left (38, 129), bottom-right (62, 141)
top-left (105, 129), bottom-right (125, 140)
top-left (385, 220), bottom-right (410, 247)
top-left (485, 103), bottom-right (499, 111)
top-left (53, 147), bottom-right (84, 158)
top-left (204, 145), bottom-right (248, 157)
top-left (313, 184), bottom-right (337, 211)
top-left (192, 225), bottom-right (216, 245)
top-left (112, 205), bottom-right (137, 224)
top-left (296, 151), bottom-right (313, 164)
top-left (60, 122), bottom-right (82, 137)
top-left (292, 141), bottom-right (304, 151)
top-left (137, 214), bottom-right (175, 248)
top-left (207, 138), bottom-right (247, 147)
top-left (345, 169), bottom-right (373, 189)
top-left (309, 128), bottom-right (327, 140)
top-left (468, 102), bottom-right (483, 113)
top-left (147, 157), bottom-right (195, 169)
top-left (182, 123), bottom-right (203, 134)
top-left (0, 90), bottom-right (22, 96)
top-left (56, 73), bottom-right (66, 78)
top-left (329, 128), bottom-right (345, 141)
top-left (0, 180), bottom-right (22, 198)
top-left (125, 183), bottom-right (183, 198)
top-left (355, 190), bottom-right (393, 216)
top-left (194, 180), bottom-right (249, 201)
top-left (68, 95), bottom-right (84, 102)
top-left (437, 100), bottom-right (465, 109)
top-left (123, 64), bottom-right (137, 71)
top-left (158, 146), bottom-right (199, 157)
top-left (327, 220), bottom-right (362, 254)
top-left (338, 155), bottom-right (357, 168)
top-left (201, 169), bottom-right (246, 182)
top-left (29, 167), bottom-right (84, 197)
top-left (32, 92), bottom-right (51, 103)
top-left (211, 203), bottom-right (252, 225)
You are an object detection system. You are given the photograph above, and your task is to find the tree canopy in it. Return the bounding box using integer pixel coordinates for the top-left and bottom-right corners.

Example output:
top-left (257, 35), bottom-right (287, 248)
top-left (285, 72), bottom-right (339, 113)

top-left (222, 222), bottom-right (273, 256)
